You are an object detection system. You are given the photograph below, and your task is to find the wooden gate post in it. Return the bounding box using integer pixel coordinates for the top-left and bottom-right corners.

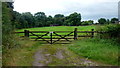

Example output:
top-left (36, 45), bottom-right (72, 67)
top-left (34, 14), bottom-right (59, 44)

top-left (50, 32), bottom-right (53, 44)
top-left (24, 30), bottom-right (29, 37)
top-left (74, 28), bottom-right (78, 40)
top-left (91, 29), bottom-right (94, 38)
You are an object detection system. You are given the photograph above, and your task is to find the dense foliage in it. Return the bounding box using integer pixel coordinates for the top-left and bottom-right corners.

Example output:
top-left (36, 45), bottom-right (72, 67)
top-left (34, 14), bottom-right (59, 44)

top-left (97, 24), bottom-right (120, 44)
top-left (12, 11), bottom-right (118, 29)
top-left (98, 18), bottom-right (118, 24)
top-left (12, 12), bottom-right (82, 28)
top-left (2, 2), bottom-right (16, 49)
top-left (81, 20), bottom-right (93, 25)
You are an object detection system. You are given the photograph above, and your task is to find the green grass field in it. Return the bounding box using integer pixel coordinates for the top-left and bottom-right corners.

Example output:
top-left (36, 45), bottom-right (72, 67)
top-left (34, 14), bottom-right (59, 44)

top-left (16, 26), bottom-right (96, 39)
top-left (4, 25), bottom-right (118, 66)
top-left (16, 26), bottom-right (96, 32)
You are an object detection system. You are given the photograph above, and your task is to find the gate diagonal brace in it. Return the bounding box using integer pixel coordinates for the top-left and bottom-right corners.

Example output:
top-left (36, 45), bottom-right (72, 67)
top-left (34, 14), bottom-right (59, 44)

top-left (30, 32), bottom-right (49, 41)
top-left (30, 32), bottom-right (39, 38)
top-left (35, 32), bottom-right (49, 41)
top-left (40, 37), bottom-right (50, 44)
top-left (30, 32), bottom-right (50, 43)
top-left (52, 32), bottom-right (73, 44)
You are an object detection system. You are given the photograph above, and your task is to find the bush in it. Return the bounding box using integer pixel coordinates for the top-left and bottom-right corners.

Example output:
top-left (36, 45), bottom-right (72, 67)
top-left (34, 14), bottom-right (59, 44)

top-left (97, 24), bottom-right (120, 43)
top-left (2, 2), bottom-right (20, 52)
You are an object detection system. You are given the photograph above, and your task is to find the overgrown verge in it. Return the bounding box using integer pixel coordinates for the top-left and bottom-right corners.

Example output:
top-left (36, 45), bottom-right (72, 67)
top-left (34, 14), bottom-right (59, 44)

top-left (97, 24), bottom-right (120, 43)
top-left (2, 39), bottom-right (42, 66)
top-left (69, 24), bottom-right (120, 65)
top-left (69, 38), bottom-right (119, 65)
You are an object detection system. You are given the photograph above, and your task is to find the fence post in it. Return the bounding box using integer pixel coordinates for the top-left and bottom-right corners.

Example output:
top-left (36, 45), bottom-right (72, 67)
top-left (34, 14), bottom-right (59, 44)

top-left (74, 28), bottom-right (78, 40)
top-left (91, 29), bottom-right (94, 38)
top-left (50, 32), bottom-right (53, 44)
top-left (24, 30), bottom-right (29, 37)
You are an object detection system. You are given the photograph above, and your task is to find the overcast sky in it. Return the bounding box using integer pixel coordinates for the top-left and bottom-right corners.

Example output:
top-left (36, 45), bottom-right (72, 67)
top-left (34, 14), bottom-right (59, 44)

top-left (13, 0), bottom-right (119, 22)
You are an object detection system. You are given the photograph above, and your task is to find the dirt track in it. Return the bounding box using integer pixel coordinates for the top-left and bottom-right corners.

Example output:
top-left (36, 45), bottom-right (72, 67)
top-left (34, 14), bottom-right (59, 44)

top-left (32, 44), bottom-right (104, 66)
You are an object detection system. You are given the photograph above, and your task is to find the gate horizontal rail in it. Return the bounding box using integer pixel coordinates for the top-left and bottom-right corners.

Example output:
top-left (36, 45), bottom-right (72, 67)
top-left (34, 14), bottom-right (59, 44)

top-left (14, 28), bottom-right (107, 44)
top-left (14, 31), bottom-right (107, 33)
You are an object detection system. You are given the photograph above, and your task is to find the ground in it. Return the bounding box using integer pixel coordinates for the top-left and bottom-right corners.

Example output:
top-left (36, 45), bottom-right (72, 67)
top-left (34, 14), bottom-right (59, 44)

top-left (32, 43), bottom-right (107, 66)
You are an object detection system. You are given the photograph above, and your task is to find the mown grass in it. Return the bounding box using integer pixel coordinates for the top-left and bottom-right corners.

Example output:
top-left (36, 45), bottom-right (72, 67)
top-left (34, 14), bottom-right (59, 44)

top-left (16, 26), bottom-right (96, 32)
top-left (16, 26), bottom-right (96, 39)
top-left (69, 38), bottom-right (119, 65)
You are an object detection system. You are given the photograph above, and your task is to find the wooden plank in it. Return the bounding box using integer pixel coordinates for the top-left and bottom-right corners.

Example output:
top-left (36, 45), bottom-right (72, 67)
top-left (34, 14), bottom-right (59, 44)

top-left (77, 31), bottom-right (107, 33)
top-left (30, 32), bottom-right (39, 37)
top-left (78, 35), bottom-right (92, 37)
top-left (29, 31), bottom-right (49, 33)
top-left (41, 38), bottom-right (50, 44)
top-left (53, 32), bottom-right (73, 41)
top-left (30, 38), bottom-right (74, 39)
top-left (13, 32), bottom-right (25, 33)
top-left (34, 39), bottom-right (72, 42)
top-left (54, 31), bottom-right (73, 33)
top-left (35, 32), bottom-right (49, 40)
top-left (29, 35), bottom-right (74, 36)
top-left (14, 31), bottom-right (108, 33)
top-left (77, 31), bottom-right (93, 33)
top-left (23, 35), bottom-right (92, 37)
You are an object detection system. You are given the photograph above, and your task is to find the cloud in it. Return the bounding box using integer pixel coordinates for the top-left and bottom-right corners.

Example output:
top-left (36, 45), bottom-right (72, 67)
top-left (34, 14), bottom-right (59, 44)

top-left (13, 0), bottom-right (119, 21)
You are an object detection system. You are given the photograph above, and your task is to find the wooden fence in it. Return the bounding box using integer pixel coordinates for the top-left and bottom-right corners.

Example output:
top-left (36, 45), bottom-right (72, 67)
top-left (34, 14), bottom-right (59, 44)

top-left (14, 28), bottom-right (106, 44)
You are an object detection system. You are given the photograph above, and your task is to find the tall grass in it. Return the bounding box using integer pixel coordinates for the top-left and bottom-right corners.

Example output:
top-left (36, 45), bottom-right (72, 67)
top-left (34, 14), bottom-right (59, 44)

top-left (69, 38), bottom-right (119, 65)
top-left (69, 24), bottom-right (120, 65)
top-left (2, 39), bottom-right (42, 66)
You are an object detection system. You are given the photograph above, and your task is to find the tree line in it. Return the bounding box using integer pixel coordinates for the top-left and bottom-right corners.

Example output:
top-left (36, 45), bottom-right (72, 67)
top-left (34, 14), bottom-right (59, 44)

top-left (12, 11), bottom-right (82, 29)
top-left (12, 11), bottom-right (118, 29)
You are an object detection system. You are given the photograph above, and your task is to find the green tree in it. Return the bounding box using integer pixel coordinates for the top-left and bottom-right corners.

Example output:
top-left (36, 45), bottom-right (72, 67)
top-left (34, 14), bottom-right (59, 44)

top-left (66, 12), bottom-right (81, 26)
top-left (111, 18), bottom-right (118, 24)
top-left (88, 20), bottom-right (94, 25)
top-left (98, 18), bottom-right (107, 24)
top-left (12, 11), bottom-right (21, 28)
top-left (22, 12), bottom-right (35, 28)
top-left (64, 16), bottom-right (71, 26)
top-left (106, 19), bottom-right (110, 24)
top-left (46, 15), bottom-right (54, 26)
top-left (19, 14), bottom-right (29, 28)
top-left (81, 21), bottom-right (89, 25)
top-left (81, 20), bottom-right (94, 25)
top-left (34, 12), bottom-right (47, 27)
top-left (54, 14), bottom-right (64, 26)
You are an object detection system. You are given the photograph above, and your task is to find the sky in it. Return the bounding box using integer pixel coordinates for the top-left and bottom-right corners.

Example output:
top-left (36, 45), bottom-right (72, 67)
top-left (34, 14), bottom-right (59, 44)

top-left (13, 0), bottom-right (120, 23)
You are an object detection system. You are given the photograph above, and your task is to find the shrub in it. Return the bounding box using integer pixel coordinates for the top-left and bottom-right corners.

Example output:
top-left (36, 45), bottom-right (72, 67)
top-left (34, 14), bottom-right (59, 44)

top-left (97, 24), bottom-right (120, 43)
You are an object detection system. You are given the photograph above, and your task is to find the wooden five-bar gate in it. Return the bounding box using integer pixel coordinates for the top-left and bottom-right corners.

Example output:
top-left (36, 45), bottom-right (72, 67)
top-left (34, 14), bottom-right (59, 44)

top-left (15, 28), bottom-right (105, 44)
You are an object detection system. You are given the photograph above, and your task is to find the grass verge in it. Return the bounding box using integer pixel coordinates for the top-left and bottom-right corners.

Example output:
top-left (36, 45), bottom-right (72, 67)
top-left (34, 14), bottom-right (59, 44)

top-left (69, 38), bottom-right (119, 65)
top-left (2, 38), bottom-right (43, 66)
